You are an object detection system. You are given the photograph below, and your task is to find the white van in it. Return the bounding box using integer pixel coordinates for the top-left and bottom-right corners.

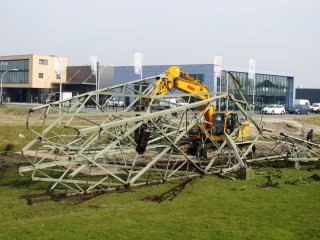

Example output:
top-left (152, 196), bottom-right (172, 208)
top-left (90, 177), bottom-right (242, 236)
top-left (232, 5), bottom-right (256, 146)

top-left (294, 99), bottom-right (310, 106)
top-left (46, 92), bottom-right (73, 106)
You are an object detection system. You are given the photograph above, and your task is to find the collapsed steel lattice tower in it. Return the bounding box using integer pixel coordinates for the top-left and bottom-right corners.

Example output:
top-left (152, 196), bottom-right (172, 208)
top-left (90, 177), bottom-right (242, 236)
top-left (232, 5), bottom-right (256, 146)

top-left (18, 71), bottom-right (320, 194)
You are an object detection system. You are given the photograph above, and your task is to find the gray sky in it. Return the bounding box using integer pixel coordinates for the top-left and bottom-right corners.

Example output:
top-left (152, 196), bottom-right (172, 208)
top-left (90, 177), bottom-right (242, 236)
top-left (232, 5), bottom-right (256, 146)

top-left (1, 0), bottom-right (319, 88)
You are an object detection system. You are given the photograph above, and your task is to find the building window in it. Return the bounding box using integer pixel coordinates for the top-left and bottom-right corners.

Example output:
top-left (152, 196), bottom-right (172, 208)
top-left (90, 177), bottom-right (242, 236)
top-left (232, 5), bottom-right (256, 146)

top-left (189, 74), bottom-right (205, 83)
top-left (39, 73), bottom-right (44, 78)
top-left (39, 59), bottom-right (48, 65)
top-left (0, 59), bottom-right (29, 84)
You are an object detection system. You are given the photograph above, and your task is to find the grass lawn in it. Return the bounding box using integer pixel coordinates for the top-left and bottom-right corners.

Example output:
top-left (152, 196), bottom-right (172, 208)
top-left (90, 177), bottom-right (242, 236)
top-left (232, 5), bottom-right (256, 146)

top-left (0, 166), bottom-right (319, 240)
top-left (0, 106), bottom-right (30, 154)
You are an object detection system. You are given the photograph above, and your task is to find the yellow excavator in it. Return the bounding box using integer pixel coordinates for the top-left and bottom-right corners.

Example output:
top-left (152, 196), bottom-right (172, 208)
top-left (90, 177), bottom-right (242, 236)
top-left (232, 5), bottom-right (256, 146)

top-left (148, 66), bottom-right (251, 143)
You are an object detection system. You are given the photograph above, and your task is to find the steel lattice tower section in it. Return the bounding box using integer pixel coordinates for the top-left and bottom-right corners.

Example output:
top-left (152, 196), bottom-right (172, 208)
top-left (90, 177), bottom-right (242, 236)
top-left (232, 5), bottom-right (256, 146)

top-left (18, 73), bottom-right (320, 194)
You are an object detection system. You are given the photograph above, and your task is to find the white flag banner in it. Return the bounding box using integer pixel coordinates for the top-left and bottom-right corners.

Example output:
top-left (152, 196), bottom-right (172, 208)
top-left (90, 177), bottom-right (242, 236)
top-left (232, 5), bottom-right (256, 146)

top-left (54, 57), bottom-right (61, 78)
top-left (90, 56), bottom-right (98, 76)
top-left (213, 55), bottom-right (223, 77)
top-left (248, 59), bottom-right (256, 80)
top-left (134, 52), bottom-right (143, 75)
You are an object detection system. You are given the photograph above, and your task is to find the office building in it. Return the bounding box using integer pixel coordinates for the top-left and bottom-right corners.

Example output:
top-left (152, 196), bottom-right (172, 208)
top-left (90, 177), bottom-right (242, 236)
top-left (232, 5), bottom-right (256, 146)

top-left (0, 54), bottom-right (67, 103)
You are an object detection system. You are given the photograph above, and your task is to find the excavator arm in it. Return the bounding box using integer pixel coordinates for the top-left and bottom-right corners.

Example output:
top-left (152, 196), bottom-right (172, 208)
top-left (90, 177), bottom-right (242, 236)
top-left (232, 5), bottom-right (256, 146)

top-left (150, 66), bottom-right (215, 123)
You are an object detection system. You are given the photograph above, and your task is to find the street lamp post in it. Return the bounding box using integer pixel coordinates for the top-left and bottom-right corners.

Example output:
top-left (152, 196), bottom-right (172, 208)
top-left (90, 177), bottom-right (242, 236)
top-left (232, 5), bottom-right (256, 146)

top-left (51, 55), bottom-right (62, 110)
top-left (0, 68), bottom-right (19, 105)
top-left (98, 65), bottom-right (114, 86)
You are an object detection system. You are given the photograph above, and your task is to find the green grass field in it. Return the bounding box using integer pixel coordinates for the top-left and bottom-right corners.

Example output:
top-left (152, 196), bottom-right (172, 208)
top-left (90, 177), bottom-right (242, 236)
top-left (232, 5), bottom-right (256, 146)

top-left (0, 166), bottom-right (319, 240)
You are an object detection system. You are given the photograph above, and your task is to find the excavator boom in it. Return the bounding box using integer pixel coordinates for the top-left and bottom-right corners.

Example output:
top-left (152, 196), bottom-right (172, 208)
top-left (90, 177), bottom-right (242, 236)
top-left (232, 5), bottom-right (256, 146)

top-left (150, 66), bottom-right (215, 124)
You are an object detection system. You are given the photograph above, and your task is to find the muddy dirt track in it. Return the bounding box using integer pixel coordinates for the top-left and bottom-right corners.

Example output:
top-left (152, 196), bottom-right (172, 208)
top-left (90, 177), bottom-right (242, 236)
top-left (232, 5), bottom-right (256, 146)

top-left (251, 113), bottom-right (320, 140)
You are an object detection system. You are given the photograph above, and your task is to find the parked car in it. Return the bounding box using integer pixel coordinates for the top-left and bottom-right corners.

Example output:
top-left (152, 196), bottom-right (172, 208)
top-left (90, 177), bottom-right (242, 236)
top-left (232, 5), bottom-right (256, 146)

top-left (261, 104), bottom-right (285, 115)
top-left (288, 105), bottom-right (311, 114)
top-left (107, 97), bottom-right (125, 107)
top-left (158, 97), bottom-right (188, 109)
top-left (310, 103), bottom-right (320, 113)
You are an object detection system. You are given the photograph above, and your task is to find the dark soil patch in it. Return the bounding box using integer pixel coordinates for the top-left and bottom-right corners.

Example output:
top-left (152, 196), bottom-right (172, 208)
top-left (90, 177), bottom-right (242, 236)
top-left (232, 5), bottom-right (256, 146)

top-left (0, 154), bottom-right (26, 166)
top-left (286, 123), bottom-right (297, 129)
top-left (21, 190), bottom-right (107, 205)
top-left (310, 174), bottom-right (320, 181)
top-left (284, 179), bottom-right (300, 185)
top-left (257, 175), bottom-right (280, 189)
top-left (0, 163), bottom-right (10, 171)
top-left (143, 177), bottom-right (195, 203)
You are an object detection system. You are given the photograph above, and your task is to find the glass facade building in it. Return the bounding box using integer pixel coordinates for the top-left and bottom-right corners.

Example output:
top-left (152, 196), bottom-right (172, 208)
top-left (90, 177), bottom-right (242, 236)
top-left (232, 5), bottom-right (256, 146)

top-left (0, 54), bottom-right (68, 103)
top-left (218, 70), bottom-right (294, 110)
top-left (112, 64), bottom-right (294, 110)
top-left (0, 59), bottom-right (29, 84)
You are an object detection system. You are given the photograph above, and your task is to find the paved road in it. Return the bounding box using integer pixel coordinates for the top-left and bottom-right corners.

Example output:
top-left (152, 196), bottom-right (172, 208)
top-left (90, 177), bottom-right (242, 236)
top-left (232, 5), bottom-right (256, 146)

top-left (4, 102), bottom-right (42, 109)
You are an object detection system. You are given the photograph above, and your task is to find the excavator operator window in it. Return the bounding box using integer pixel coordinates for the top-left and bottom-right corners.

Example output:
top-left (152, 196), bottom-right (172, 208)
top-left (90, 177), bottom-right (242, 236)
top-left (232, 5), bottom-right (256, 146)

top-left (234, 114), bottom-right (238, 128)
top-left (226, 115), bottom-right (233, 134)
top-left (212, 114), bottom-right (224, 136)
top-left (226, 113), bottom-right (238, 134)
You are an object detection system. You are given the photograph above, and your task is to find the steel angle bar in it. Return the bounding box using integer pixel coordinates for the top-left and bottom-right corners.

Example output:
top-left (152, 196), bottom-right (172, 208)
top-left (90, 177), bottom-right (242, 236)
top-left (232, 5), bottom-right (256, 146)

top-left (280, 132), bottom-right (320, 145)
top-left (24, 101), bottom-right (83, 151)
top-left (260, 139), bottom-right (283, 159)
top-left (124, 85), bottom-right (154, 105)
top-left (32, 147), bottom-right (59, 168)
top-left (204, 127), bottom-right (240, 172)
top-left (94, 122), bottom-right (143, 159)
top-left (220, 163), bottom-right (241, 175)
top-left (80, 155), bottom-right (126, 185)
top-left (227, 71), bottom-right (253, 113)
top-left (86, 176), bottom-right (110, 192)
top-left (204, 141), bottom-right (228, 172)
top-left (246, 154), bottom-right (288, 163)
top-left (160, 113), bottom-right (208, 178)
top-left (79, 94), bottom-right (228, 135)
top-left (128, 146), bottom-right (171, 185)
top-left (31, 168), bottom-right (81, 194)
top-left (240, 135), bottom-right (261, 159)
top-left (54, 107), bottom-right (135, 118)
top-left (287, 158), bottom-right (319, 162)
top-left (224, 132), bottom-right (246, 168)
top-left (32, 176), bottom-right (123, 188)
top-left (126, 115), bottom-right (200, 184)
top-left (149, 119), bottom-right (204, 173)
top-left (167, 162), bottom-right (189, 179)
top-left (229, 94), bottom-right (263, 134)
top-left (19, 160), bottom-right (80, 173)
top-left (22, 128), bottom-right (74, 160)
top-left (279, 139), bottom-right (320, 157)
top-left (50, 166), bottom-right (73, 191)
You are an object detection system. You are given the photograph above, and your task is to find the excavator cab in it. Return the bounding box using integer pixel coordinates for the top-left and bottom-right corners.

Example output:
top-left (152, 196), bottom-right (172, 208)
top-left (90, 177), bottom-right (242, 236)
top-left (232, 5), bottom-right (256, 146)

top-left (189, 112), bottom-right (240, 142)
top-left (212, 113), bottom-right (225, 136)
top-left (212, 112), bottom-right (239, 142)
